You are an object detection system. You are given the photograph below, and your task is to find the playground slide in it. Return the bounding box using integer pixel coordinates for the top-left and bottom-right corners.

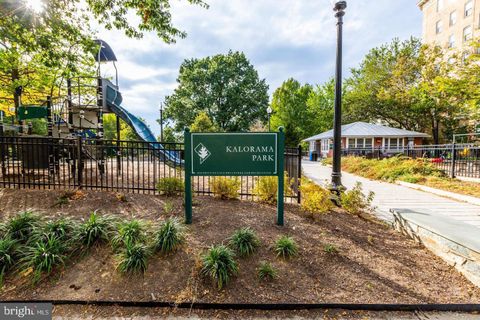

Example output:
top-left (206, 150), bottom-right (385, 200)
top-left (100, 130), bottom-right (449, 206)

top-left (103, 80), bottom-right (183, 167)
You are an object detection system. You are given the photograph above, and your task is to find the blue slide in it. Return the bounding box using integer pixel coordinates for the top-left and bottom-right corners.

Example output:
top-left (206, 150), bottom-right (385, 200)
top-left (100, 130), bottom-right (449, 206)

top-left (103, 79), bottom-right (183, 167)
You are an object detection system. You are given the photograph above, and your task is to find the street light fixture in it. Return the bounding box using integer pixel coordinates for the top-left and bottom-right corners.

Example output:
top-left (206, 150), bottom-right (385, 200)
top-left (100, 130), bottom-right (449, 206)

top-left (267, 106), bottom-right (272, 131)
top-left (159, 102), bottom-right (164, 142)
top-left (331, 0), bottom-right (347, 192)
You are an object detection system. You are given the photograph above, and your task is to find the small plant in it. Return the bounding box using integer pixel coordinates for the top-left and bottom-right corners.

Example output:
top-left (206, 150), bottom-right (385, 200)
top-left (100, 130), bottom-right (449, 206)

top-left (229, 227), bottom-right (260, 257)
top-left (76, 212), bottom-right (114, 247)
top-left (323, 244), bottom-right (338, 254)
top-left (156, 177), bottom-right (184, 196)
top-left (341, 182), bottom-right (375, 216)
top-left (112, 219), bottom-right (148, 248)
top-left (116, 242), bottom-right (150, 274)
top-left (6, 211), bottom-right (42, 243)
top-left (274, 235), bottom-right (298, 259)
top-left (253, 173), bottom-right (293, 204)
top-left (201, 244), bottom-right (238, 289)
top-left (115, 193), bottom-right (128, 202)
top-left (22, 235), bottom-right (67, 282)
top-left (300, 181), bottom-right (334, 215)
top-left (163, 201), bottom-right (175, 214)
top-left (0, 237), bottom-right (19, 283)
top-left (42, 218), bottom-right (77, 241)
top-left (257, 261), bottom-right (277, 281)
top-left (209, 177), bottom-right (240, 200)
top-left (154, 218), bottom-right (185, 253)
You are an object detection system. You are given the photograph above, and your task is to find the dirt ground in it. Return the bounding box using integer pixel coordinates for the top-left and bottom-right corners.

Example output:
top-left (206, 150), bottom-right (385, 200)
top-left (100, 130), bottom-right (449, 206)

top-left (0, 188), bottom-right (479, 305)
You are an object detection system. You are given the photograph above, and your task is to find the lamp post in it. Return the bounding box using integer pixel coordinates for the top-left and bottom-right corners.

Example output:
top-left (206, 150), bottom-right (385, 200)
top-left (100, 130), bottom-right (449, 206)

top-left (267, 106), bottom-right (272, 131)
top-left (331, 1), bottom-right (347, 191)
top-left (159, 102), bottom-right (164, 142)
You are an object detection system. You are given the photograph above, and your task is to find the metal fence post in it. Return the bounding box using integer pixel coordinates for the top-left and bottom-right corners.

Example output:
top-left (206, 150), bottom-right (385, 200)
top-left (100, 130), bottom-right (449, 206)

top-left (0, 123), bottom-right (5, 177)
top-left (451, 143), bottom-right (456, 178)
top-left (77, 136), bottom-right (83, 188)
top-left (297, 145), bottom-right (302, 204)
top-left (277, 127), bottom-right (285, 226)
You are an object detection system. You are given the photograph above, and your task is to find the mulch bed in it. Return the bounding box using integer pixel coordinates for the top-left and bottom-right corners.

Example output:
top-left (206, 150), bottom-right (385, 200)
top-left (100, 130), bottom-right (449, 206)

top-left (0, 188), bottom-right (479, 304)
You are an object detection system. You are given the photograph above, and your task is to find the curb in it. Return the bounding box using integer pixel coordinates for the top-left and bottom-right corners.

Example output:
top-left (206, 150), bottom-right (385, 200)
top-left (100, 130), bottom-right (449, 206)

top-left (396, 181), bottom-right (480, 206)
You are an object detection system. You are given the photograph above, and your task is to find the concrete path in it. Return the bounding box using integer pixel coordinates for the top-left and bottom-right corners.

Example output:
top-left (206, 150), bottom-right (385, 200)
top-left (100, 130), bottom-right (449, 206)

top-left (302, 161), bottom-right (480, 229)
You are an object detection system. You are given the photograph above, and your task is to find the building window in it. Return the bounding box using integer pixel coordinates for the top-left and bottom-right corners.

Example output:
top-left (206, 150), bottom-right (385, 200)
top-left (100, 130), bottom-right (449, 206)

top-left (357, 138), bottom-right (365, 148)
top-left (436, 20), bottom-right (443, 34)
top-left (448, 34), bottom-right (455, 48)
top-left (450, 11), bottom-right (457, 26)
top-left (437, 0), bottom-right (444, 12)
top-left (388, 138), bottom-right (401, 150)
top-left (463, 25), bottom-right (472, 42)
top-left (365, 138), bottom-right (373, 149)
top-left (465, 0), bottom-right (473, 17)
top-left (348, 138), bottom-right (355, 149)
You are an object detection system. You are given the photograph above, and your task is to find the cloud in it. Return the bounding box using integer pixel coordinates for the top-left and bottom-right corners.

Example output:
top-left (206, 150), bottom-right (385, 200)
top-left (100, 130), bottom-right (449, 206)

top-left (96, 0), bottom-right (422, 135)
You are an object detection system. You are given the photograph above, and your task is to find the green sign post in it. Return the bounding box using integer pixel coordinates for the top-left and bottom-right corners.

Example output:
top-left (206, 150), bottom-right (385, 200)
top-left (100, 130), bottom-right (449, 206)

top-left (184, 128), bottom-right (285, 226)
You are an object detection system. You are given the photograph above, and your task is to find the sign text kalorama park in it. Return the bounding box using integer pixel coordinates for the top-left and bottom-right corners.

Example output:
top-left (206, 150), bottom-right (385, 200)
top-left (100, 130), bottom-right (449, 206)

top-left (184, 127), bottom-right (285, 226)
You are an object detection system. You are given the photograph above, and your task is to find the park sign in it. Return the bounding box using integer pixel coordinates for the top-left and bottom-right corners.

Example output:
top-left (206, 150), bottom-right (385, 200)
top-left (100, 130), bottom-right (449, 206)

top-left (184, 128), bottom-right (285, 226)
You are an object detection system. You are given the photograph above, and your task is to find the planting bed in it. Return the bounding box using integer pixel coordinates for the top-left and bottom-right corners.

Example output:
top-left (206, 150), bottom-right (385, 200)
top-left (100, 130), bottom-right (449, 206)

top-left (0, 188), bottom-right (479, 304)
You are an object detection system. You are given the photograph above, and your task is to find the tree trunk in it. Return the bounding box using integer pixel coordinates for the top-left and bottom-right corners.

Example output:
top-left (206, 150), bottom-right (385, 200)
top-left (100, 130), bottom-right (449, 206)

top-left (11, 68), bottom-right (19, 124)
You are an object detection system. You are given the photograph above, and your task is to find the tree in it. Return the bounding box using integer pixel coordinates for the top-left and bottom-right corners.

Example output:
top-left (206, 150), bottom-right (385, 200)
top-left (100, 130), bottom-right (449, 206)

top-left (164, 51), bottom-right (269, 132)
top-left (307, 79), bottom-right (336, 134)
top-left (270, 78), bottom-right (313, 146)
top-left (190, 112), bottom-right (217, 132)
top-left (102, 114), bottom-right (136, 140)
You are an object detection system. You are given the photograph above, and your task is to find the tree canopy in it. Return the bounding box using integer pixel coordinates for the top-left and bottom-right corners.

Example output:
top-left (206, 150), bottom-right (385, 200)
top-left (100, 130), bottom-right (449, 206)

top-left (164, 51), bottom-right (269, 132)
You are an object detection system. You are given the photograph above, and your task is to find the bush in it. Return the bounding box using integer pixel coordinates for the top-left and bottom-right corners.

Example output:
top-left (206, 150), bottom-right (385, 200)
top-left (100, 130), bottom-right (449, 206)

top-left (274, 235), bottom-right (298, 259)
top-left (341, 182), bottom-right (374, 216)
top-left (0, 237), bottom-right (19, 283)
top-left (116, 242), bottom-right (150, 274)
top-left (112, 219), bottom-right (148, 249)
top-left (22, 234), bottom-right (67, 282)
top-left (229, 227), bottom-right (260, 257)
top-left (76, 212), bottom-right (114, 247)
top-left (201, 244), bottom-right (238, 289)
top-left (253, 173), bottom-right (293, 204)
top-left (257, 261), bottom-right (277, 281)
top-left (156, 177), bottom-right (184, 196)
top-left (300, 181), bottom-right (334, 214)
top-left (210, 177), bottom-right (240, 200)
top-left (154, 218), bottom-right (185, 253)
top-left (6, 211), bottom-right (42, 243)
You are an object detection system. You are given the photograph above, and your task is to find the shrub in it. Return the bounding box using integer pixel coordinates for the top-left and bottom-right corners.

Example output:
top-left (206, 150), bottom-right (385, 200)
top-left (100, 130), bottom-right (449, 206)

top-left (76, 212), bottom-right (114, 247)
top-left (0, 237), bottom-right (19, 283)
top-left (116, 242), bottom-right (150, 274)
top-left (112, 219), bottom-right (148, 249)
top-left (156, 177), bottom-right (184, 196)
top-left (6, 211), bottom-right (42, 243)
top-left (300, 181), bottom-right (334, 214)
top-left (22, 235), bottom-right (67, 281)
top-left (201, 244), bottom-right (238, 289)
top-left (257, 261), bottom-right (277, 281)
top-left (154, 218), bottom-right (185, 253)
top-left (323, 244), bottom-right (338, 254)
top-left (42, 218), bottom-right (77, 242)
top-left (341, 182), bottom-right (374, 216)
top-left (274, 235), bottom-right (298, 259)
top-left (253, 173), bottom-right (293, 204)
top-left (210, 177), bottom-right (240, 200)
top-left (229, 227), bottom-right (260, 257)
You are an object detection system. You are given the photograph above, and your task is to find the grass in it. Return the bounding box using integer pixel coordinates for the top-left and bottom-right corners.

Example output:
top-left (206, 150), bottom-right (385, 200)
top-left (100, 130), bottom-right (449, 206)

top-left (6, 211), bottom-right (42, 243)
top-left (229, 227), bottom-right (260, 257)
top-left (111, 219), bottom-right (148, 248)
top-left (274, 235), bottom-right (298, 259)
top-left (323, 244), bottom-right (338, 254)
top-left (201, 244), bottom-right (238, 289)
top-left (257, 261), bottom-right (277, 281)
top-left (116, 242), bottom-right (150, 274)
top-left (154, 218), bottom-right (185, 253)
top-left (76, 212), bottom-right (114, 247)
top-left (42, 218), bottom-right (77, 241)
top-left (0, 237), bottom-right (19, 283)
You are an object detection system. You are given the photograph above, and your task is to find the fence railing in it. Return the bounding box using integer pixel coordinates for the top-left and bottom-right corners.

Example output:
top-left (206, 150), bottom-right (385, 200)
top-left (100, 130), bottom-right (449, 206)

top-left (337, 144), bottom-right (480, 179)
top-left (0, 136), bottom-right (302, 202)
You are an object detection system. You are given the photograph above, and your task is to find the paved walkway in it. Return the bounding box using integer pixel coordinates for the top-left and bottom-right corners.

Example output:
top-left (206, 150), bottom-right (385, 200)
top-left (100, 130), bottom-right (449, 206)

top-left (302, 161), bottom-right (480, 229)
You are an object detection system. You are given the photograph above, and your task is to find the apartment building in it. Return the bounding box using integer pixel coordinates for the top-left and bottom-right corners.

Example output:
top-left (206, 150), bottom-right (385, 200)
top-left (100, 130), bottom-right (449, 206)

top-left (418, 0), bottom-right (479, 50)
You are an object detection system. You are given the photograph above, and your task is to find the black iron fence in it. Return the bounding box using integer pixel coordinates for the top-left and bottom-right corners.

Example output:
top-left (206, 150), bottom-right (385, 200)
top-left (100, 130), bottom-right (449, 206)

top-left (0, 136), bottom-right (302, 202)
top-left (338, 144), bottom-right (480, 179)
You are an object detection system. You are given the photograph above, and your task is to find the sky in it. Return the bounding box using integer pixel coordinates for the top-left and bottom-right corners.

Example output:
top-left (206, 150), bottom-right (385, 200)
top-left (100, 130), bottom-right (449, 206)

top-left (98, 0), bottom-right (423, 136)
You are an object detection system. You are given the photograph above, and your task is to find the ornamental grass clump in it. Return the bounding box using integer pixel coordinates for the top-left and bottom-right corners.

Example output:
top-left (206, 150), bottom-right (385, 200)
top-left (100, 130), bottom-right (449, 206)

top-left (42, 218), bottom-right (77, 241)
top-left (274, 235), bottom-right (298, 259)
top-left (229, 227), bottom-right (260, 257)
top-left (341, 182), bottom-right (374, 216)
top-left (201, 244), bottom-right (238, 289)
top-left (112, 219), bottom-right (148, 249)
top-left (76, 212), bottom-right (114, 247)
top-left (154, 218), bottom-right (186, 253)
top-left (116, 242), bottom-right (150, 274)
top-left (0, 237), bottom-right (19, 284)
top-left (210, 177), bottom-right (240, 200)
top-left (257, 261), bottom-right (277, 281)
top-left (6, 211), bottom-right (42, 244)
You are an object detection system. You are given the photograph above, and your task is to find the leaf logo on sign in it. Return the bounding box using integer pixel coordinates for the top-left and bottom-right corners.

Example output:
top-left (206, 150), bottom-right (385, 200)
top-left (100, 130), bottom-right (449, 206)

top-left (194, 143), bottom-right (211, 164)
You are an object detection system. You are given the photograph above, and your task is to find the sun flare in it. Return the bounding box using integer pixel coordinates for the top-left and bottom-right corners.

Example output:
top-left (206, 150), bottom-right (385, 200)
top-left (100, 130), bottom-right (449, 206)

top-left (24, 0), bottom-right (45, 14)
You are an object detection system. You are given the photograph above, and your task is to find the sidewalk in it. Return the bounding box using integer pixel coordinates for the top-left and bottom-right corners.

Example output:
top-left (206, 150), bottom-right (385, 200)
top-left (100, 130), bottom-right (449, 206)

top-left (302, 161), bottom-right (480, 228)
